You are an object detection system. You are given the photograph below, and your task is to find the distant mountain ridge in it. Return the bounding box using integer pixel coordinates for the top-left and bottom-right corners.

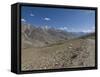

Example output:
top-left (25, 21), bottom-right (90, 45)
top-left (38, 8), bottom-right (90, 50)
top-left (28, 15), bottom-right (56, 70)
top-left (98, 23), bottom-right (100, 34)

top-left (21, 23), bottom-right (93, 48)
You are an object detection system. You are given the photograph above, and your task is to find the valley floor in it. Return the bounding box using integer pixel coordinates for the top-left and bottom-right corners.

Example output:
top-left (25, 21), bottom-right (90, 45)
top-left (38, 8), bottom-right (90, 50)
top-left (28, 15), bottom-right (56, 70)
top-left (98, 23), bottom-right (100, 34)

top-left (21, 38), bottom-right (95, 71)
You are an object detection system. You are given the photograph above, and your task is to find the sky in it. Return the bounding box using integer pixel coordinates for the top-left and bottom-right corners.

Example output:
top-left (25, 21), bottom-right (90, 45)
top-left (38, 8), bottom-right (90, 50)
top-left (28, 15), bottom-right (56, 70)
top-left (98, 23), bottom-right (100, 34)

top-left (21, 6), bottom-right (95, 33)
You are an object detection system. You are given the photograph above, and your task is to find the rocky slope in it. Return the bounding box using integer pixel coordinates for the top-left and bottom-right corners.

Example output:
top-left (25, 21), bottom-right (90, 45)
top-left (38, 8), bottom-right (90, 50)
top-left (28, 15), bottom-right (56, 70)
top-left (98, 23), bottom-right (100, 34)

top-left (21, 23), bottom-right (76, 48)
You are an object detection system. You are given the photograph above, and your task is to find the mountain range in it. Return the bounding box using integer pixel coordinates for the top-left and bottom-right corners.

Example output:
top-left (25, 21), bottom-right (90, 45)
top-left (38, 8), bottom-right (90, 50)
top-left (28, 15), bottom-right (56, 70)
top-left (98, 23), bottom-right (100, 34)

top-left (21, 23), bottom-right (94, 48)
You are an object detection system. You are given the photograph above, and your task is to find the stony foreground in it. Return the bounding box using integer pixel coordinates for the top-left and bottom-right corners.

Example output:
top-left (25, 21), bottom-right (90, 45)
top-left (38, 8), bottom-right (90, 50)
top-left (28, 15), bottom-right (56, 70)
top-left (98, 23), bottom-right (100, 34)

top-left (21, 38), bottom-right (95, 71)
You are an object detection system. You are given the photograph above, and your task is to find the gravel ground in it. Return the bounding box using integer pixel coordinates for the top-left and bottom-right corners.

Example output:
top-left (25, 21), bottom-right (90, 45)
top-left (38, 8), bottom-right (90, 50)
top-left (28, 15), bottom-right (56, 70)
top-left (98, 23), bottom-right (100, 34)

top-left (21, 39), bottom-right (95, 71)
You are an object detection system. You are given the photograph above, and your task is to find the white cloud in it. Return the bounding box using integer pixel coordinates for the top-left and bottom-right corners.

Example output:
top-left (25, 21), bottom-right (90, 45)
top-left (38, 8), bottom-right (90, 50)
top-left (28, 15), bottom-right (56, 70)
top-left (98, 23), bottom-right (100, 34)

top-left (21, 18), bottom-right (26, 22)
top-left (30, 13), bottom-right (35, 17)
top-left (58, 27), bottom-right (68, 31)
top-left (44, 17), bottom-right (50, 21)
top-left (82, 29), bottom-right (94, 33)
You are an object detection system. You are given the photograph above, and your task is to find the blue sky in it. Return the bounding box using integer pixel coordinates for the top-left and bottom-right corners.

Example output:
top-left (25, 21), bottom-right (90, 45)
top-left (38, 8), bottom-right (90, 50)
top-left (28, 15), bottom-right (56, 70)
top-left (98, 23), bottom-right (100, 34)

top-left (21, 6), bottom-right (95, 33)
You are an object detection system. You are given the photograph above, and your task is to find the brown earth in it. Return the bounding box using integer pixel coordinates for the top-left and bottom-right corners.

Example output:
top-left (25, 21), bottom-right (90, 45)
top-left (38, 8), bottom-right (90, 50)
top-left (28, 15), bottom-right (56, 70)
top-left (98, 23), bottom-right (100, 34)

top-left (21, 38), bottom-right (95, 71)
